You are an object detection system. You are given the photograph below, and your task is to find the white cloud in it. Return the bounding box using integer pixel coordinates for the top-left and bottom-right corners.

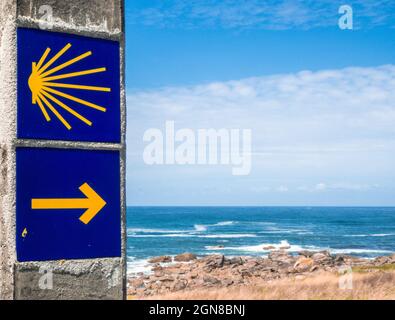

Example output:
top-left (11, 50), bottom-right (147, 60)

top-left (127, 64), bottom-right (395, 203)
top-left (301, 182), bottom-right (379, 192)
top-left (315, 183), bottom-right (327, 191)
top-left (276, 185), bottom-right (289, 192)
top-left (128, 64), bottom-right (395, 156)
top-left (128, 65), bottom-right (395, 143)
top-left (127, 0), bottom-right (395, 30)
top-left (329, 182), bottom-right (378, 191)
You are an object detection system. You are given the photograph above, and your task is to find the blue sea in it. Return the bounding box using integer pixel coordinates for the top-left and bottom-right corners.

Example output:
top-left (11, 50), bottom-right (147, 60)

top-left (126, 207), bottom-right (395, 274)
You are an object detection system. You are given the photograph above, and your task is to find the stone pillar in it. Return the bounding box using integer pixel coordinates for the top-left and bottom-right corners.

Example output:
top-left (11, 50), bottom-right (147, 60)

top-left (0, 0), bottom-right (126, 300)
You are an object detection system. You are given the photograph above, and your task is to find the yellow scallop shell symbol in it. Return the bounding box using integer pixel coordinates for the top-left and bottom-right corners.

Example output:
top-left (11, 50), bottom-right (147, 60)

top-left (28, 43), bottom-right (111, 130)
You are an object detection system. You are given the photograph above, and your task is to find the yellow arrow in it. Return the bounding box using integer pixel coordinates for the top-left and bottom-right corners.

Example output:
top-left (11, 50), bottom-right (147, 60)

top-left (31, 183), bottom-right (106, 224)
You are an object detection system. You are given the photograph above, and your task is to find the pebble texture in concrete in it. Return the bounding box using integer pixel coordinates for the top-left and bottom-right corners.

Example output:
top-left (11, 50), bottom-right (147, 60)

top-left (15, 258), bottom-right (122, 300)
top-left (17, 0), bottom-right (123, 39)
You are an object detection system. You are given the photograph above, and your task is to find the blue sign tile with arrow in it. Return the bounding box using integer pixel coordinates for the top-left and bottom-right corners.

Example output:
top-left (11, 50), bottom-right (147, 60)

top-left (16, 147), bottom-right (121, 262)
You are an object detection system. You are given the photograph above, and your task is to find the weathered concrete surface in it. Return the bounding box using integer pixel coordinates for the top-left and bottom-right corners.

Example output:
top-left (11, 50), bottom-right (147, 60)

top-left (0, 0), bottom-right (126, 300)
top-left (15, 258), bottom-right (122, 300)
top-left (17, 0), bottom-right (123, 39)
top-left (15, 139), bottom-right (123, 151)
top-left (0, 0), bottom-right (17, 301)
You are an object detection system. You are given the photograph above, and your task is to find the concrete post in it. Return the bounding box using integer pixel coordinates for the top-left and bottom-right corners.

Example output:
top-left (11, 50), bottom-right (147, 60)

top-left (0, 0), bottom-right (126, 300)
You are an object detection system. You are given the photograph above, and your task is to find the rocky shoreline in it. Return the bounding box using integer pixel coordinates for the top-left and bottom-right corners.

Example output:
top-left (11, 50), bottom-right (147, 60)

top-left (127, 251), bottom-right (395, 298)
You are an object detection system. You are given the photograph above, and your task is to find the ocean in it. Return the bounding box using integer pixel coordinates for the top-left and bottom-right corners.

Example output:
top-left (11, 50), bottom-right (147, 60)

top-left (126, 207), bottom-right (395, 275)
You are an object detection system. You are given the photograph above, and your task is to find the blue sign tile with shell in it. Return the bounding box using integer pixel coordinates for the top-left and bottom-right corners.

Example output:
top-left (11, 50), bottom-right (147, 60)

top-left (17, 28), bottom-right (120, 143)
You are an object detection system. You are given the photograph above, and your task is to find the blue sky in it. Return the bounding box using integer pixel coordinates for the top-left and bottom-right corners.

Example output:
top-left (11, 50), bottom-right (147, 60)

top-left (125, 0), bottom-right (395, 206)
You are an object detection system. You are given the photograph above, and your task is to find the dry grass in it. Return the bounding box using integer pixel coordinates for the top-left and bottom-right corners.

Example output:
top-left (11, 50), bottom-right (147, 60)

top-left (140, 270), bottom-right (395, 300)
top-left (352, 263), bottom-right (395, 273)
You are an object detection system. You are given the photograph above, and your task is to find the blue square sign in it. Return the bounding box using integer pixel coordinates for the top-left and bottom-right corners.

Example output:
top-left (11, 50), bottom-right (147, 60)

top-left (17, 28), bottom-right (120, 143)
top-left (16, 147), bottom-right (121, 261)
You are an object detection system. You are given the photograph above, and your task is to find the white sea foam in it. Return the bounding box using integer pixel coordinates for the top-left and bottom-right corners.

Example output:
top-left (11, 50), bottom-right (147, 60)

top-left (127, 257), bottom-right (152, 275)
top-left (345, 233), bottom-right (395, 238)
top-left (129, 234), bottom-right (195, 238)
top-left (329, 248), bottom-right (393, 254)
top-left (129, 221), bottom-right (238, 237)
top-left (127, 256), bottom-right (194, 275)
top-left (219, 242), bottom-right (393, 255)
top-left (194, 221), bottom-right (237, 232)
top-left (194, 224), bottom-right (207, 232)
top-left (128, 227), bottom-right (189, 234)
top-left (215, 221), bottom-right (236, 226)
top-left (198, 234), bottom-right (257, 238)
top-left (262, 226), bottom-right (311, 234)
top-left (205, 240), bottom-right (311, 253)
top-left (251, 221), bottom-right (277, 225)
top-left (344, 234), bottom-right (368, 238)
